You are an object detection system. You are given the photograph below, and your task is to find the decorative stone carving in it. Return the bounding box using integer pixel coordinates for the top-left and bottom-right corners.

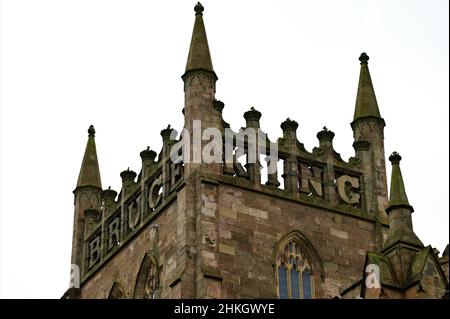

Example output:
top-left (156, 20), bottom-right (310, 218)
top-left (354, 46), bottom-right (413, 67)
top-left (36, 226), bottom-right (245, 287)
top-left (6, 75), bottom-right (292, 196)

top-left (336, 175), bottom-right (360, 205)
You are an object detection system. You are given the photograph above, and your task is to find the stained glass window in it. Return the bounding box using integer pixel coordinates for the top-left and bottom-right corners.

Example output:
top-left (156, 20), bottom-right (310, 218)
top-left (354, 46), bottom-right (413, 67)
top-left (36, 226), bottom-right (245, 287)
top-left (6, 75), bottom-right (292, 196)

top-left (302, 269), bottom-right (312, 299)
top-left (278, 266), bottom-right (289, 299)
top-left (291, 269), bottom-right (300, 299)
top-left (276, 239), bottom-right (314, 299)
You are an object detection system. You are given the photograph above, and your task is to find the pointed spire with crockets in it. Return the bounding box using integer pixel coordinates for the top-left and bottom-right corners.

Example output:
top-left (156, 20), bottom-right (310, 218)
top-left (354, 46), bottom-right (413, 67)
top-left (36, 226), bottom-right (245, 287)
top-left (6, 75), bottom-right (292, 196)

top-left (76, 125), bottom-right (102, 189)
top-left (353, 52), bottom-right (383, 123)
top-left (386, 152), bottom-right (411, 212)
top-left (185, 2), bottom-right (214, 74)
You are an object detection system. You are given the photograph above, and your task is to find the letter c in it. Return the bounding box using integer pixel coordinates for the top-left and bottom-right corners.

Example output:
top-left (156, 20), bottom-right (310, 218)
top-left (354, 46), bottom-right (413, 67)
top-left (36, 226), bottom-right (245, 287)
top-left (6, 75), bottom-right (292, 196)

top-left (149, 175), bottom-right (163, 209)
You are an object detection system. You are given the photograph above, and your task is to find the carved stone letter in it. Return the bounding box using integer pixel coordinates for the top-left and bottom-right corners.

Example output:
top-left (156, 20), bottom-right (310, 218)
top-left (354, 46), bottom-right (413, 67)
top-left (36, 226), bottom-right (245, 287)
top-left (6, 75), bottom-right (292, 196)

top-left (336, 175), bottom-right (360, 205)
top-left (107, 217), bottom-right (121, 251)
top-left (299, 163), bottom-right (323, 197)
top-left (88, 235), bottom-right (101, 269)
top-left (128, 197), bottom-right (140, 230)
top-left (149, 175), bottom-right (163, 209)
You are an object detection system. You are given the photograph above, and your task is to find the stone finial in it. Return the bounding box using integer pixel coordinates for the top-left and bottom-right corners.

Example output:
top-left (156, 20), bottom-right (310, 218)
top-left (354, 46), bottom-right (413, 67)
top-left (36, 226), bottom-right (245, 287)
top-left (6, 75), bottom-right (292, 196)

top-left (194, 2), bottom-right (204, 15)
top-left (160, 124), bottom-right (175, 141)
top-left (243, 107), bottom-right (262, 122)
top-left (389, 151), bottom-right (402, 165)
top-left (280, 118), bottom-right (299, 132)
top-left (102, 186), bottom-right (118, 201)
top-left (352, 51), bottom-right (383, 125)
top-left (120, 168), bottom-right (137, 182)
top-left (184, 0), bottom-right (215, 75)
top-left (213, 99), bottom-right (225, 113)
top-left (383, 150), bottom-right (424, 250)
top-left (76, 125), bottom-right (102, 189)
top-left (88, 125), bottom-right (96, 137)
top-left (140, 146), bottom-right (157, 162)
top-left (359, 52), bottom-right (369, 64)
top-left (387, 151), bottom-right (411, 211)
top-left (317, 126), bottom-right (335, 142)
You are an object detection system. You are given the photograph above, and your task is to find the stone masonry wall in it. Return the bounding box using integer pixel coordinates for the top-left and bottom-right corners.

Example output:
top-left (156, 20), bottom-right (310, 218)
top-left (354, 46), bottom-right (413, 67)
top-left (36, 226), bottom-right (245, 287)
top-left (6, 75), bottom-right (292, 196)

top-left (80, 188), bottom-right (188, 299)
top-left (196, 180), bottom-right (379, 298)
top-left (79, 177), bottom-right (385, 299)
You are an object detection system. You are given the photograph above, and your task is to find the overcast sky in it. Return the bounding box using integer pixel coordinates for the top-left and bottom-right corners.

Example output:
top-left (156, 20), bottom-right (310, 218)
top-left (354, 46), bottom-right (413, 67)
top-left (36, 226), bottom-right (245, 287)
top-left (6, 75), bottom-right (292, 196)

top-left (0, 0), bottom-right (448, 298)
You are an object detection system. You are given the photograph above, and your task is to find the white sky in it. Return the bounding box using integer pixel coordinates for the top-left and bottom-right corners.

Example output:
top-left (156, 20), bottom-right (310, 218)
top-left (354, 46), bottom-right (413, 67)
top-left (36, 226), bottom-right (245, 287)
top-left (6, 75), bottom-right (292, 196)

top-left (0, 0), bottom-right (448, 298)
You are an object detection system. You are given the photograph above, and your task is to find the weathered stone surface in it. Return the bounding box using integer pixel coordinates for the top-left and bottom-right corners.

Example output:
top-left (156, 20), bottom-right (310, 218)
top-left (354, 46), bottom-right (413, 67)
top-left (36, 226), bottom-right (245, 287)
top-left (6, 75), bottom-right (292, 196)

top-left (218, 243), bottom-right (235, 256)
top-left (68, 3), bottom-right (447, 300)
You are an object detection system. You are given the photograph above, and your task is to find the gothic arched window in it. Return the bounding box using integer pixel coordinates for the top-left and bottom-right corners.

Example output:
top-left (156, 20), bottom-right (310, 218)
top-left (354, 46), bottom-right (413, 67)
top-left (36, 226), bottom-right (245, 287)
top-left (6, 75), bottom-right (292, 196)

top-left (276, 237), bottom-right (315, 299)
top-left (134, 253), bottom-right (159, 299)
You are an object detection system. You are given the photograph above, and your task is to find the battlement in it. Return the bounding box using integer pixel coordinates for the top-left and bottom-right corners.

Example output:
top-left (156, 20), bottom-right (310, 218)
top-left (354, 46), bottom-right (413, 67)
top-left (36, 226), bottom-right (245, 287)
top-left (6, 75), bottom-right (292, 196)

top-left (77, 40), bottom-right (391, 282)
top-left (80, 95), bottom-right (389, 282)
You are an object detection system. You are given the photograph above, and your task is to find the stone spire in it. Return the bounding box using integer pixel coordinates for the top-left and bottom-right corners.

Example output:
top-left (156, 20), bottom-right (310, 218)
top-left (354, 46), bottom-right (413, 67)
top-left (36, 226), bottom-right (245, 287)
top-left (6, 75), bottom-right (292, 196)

top-left (386, 152), bottom-right (411, 211)
top-left (380, 152), bottom-right (424, 287)
top-left (76, 125), bottom-right (102, 189)
top-left (383, 152), bottom-right (423, 250)
top-left (71, 125), bottom-right (103, 282)
top-left (184, 2), bottom-right (215, 74)
top-left (353, 52), bottom-right (383, 123)
top-left (350, 53), bottom-right (388, 238)
top-left (182, 2), bottom-right (220, 176)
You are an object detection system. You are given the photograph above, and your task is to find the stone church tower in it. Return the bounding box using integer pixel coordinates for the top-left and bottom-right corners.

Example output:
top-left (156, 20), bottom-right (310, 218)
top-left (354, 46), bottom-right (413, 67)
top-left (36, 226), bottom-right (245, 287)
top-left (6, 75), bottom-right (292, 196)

top-left (63, 3), bottom-right (448, 299)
